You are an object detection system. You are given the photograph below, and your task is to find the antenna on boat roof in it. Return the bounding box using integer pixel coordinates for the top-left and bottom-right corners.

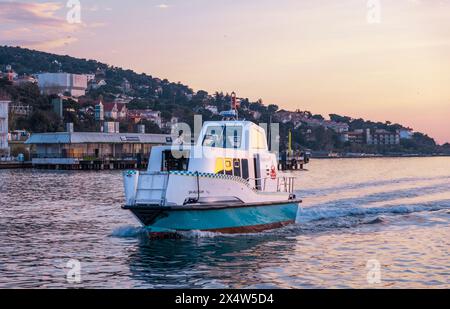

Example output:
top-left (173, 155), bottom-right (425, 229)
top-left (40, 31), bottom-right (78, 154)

top-left (220, 92), bottom-right (240, 121)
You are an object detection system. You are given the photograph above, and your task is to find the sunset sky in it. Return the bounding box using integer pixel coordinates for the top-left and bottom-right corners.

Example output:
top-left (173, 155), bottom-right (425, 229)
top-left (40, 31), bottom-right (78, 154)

top-left (1, 0), bottom-right (449, 143)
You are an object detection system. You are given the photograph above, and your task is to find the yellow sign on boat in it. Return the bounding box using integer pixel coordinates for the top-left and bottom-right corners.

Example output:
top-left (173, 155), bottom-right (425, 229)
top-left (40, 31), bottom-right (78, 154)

top-left (215, 158), bottom-right (233, 175)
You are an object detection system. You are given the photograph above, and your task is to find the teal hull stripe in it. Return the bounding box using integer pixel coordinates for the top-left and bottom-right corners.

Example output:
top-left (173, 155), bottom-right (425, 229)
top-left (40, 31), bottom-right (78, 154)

top-left (145, 202), bottom-right (299, 232)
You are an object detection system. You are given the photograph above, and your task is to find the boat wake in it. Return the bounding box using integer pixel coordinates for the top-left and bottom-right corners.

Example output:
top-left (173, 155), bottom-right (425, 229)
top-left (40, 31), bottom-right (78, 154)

top-left (110, 225), bottom-right (147, 238)
top-left (296, 199), bottom-right (450, 224)
top-left (177, 230), bottom-right (226, 239)
top-left (299, 175), bottom-right (450, 197)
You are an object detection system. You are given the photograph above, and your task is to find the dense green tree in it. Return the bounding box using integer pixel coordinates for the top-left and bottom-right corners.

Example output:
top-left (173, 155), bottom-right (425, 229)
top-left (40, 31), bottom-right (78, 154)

top-left (28, 110), bottom-right (63, 133)
top-left (329, 114), bottom-right (352, 123)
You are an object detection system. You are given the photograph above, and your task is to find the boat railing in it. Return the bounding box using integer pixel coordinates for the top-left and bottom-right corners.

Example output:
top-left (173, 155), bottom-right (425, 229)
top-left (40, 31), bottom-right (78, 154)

top-left (136, 172), bottom-right (296, 198)
top-left (247, 176), bottom-right (296, 193)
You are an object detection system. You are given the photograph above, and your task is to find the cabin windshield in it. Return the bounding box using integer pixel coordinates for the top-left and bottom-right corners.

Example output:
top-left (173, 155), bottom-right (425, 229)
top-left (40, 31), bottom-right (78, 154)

top-left (202, 125), bottom-right (243, 149)
top-left (250, 128), bottom-right (268, 150)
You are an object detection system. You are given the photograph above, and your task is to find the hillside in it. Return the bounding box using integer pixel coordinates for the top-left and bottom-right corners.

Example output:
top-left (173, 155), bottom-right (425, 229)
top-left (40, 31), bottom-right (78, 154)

top-left (0, 45), bottom-right (448, 155)
top-left (0, 45), bottom-right (192, 103)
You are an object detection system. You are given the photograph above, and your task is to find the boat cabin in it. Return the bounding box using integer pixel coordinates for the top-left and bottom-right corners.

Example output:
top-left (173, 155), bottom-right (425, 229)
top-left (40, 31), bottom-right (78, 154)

top-left (148, 121), bottom-right (283, 192)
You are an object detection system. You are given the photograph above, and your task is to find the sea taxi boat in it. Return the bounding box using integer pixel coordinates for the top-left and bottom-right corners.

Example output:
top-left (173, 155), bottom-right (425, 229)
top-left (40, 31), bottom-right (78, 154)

top-left (123, 112), bottom-right (301, 236)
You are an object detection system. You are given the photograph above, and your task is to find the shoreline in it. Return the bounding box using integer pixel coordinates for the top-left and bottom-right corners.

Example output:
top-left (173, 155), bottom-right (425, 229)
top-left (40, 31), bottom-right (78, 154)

top-left (1, 155), bottom-right (450, 171)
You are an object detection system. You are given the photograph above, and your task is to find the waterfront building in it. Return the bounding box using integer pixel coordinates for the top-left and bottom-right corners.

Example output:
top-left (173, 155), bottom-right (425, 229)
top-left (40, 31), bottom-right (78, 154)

top-left (103, 122), bottom-right (120, 133)
top-left (95, 101), bottom-right (104, 121)
top-left (13, 75), bottom-right (37, 86)
top-left (9, 104), bottom-right (32, 117)
top-left (347, 129), bottom-right (366, 144)
top-left (104, 103), bottom-right (128, 120)
top-left (36, 73), bottom-right (88, 97)
top-left (8, 130), bottom-right (30, 142)
top-left (0, 97), bottom-right (10, 156)
top-left (346, 129), bottom-right (400, 145)
top-left (127, 109), bottom-right (162, 128)
top-left (366, 129), bottom-right (400, 145)
top-left (25, 132), bottom-right (172, 169)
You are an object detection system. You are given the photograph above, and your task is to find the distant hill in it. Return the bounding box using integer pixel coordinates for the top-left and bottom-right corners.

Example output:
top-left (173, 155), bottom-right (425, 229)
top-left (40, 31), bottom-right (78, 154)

top-left (0, 45), bottom-right (108, 75)
top-left (0, 45), bottom-right (192, 96)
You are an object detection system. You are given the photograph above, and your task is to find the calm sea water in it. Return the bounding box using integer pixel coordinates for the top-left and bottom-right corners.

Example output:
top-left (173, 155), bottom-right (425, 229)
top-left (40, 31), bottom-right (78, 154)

top-left (0, 157), bottom-right (449, 288)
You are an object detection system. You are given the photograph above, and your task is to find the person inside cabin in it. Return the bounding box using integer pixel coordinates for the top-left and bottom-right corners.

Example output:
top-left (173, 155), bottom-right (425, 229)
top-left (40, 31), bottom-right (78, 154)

top-left (173, 130), bottom-right (185, 146)
top-left (203, 128), bottom-right (222, 147)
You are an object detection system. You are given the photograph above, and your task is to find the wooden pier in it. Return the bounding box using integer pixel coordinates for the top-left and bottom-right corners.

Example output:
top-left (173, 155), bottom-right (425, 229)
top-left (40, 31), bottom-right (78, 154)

top-left (32, 159), bottom-right (148, 171)
top-left (0, 162), bottom-right (33, 170)
top-left (278, 150), bottom-right (310, 171)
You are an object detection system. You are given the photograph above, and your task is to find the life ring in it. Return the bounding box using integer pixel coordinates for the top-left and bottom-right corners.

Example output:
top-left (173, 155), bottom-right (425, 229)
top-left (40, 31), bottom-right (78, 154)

top-left (270, 166), bottom-right (277, 180)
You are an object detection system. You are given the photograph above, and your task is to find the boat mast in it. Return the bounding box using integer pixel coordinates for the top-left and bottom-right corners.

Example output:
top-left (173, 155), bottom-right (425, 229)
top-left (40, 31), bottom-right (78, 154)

top-left (219, 92), bottom-right (240, 120)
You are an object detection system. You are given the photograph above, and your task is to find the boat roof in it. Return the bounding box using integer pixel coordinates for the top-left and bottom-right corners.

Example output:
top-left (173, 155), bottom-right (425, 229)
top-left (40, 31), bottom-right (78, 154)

top-left (25, 132), bottom-right (171, 144)
top-left (202, 120), bottom-right (262, 128)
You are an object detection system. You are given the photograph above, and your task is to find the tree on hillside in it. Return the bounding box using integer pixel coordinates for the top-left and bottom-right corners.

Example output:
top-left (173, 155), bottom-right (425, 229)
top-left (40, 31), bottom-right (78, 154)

top-left (311, 114), bottom-right (325, 120)
top-left (267, 104), bottom-right (279, 114)
top-left (28, 110), bottom-right (63, 133)
top-left (329, 114), bottom-right (352, 123)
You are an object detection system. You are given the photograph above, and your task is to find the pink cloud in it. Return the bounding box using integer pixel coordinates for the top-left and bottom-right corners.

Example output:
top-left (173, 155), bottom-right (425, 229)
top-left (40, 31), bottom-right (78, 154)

top-left (0, 2), bottom-right (70, 29)
top-left (0, 1), bottom-right (91, 50)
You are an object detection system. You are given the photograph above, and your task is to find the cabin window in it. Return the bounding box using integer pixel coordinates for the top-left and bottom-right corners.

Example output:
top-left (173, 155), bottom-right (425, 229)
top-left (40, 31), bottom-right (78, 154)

top-left (202, 125), bottom-right (243, 149)
top-left (162, 150), bottom-right (189, 172)
top-left (241, 159), bottom-right (249, 180)
top-left (254, 155), bottom-right (262, 190)
top-left (250, 129), bottom-right (268, 150)
top-left (233, 159), bottom-right (241, 177)
top-left (225, 159), bottom-right (233, 175)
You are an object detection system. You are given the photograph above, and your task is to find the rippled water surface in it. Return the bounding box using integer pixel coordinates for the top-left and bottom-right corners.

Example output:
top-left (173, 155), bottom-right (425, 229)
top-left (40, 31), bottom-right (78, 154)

top-left (0, 157), bottom-right (449, 288)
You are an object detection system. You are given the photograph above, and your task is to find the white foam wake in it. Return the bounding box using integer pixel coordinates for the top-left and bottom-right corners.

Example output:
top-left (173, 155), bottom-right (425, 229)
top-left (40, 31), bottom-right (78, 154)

top-left (110, 225), bottom-right (146, 238)
top-left (296, 200), bottom-right (450, 223)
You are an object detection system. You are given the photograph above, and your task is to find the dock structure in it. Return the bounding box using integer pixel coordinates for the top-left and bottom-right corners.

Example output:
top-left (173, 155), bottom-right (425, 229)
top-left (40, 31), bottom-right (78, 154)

top-left (0, 97), bottom-right (10, 157)
top-left (278, 150), bottom-right (310, 171)
top-left (0, 161), bottom-right (32, 170)
top-left (25, 132), bottom-right (172, 170)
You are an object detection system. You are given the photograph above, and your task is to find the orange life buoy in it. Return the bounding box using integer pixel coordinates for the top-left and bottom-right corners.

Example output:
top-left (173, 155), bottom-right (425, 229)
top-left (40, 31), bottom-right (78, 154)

top-left (270, 166), bottom-right (277, 180)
